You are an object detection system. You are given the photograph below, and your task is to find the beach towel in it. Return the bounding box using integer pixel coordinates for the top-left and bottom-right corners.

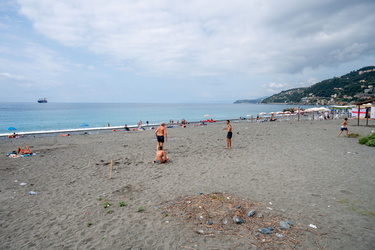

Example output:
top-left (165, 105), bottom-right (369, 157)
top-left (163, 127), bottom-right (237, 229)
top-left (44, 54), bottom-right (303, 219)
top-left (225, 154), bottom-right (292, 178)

top-left (7, 152), bottom-right (36, 158)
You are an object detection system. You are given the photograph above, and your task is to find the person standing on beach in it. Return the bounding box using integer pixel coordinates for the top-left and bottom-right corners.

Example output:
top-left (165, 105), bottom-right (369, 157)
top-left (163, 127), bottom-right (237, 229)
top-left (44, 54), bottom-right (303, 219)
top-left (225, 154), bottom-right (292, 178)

top-left (155, 122), bottom-right (167, 149)
top-left (337, 118), bottom-right (349, 137)
top-left (223, 120), bottom-right (232, 149)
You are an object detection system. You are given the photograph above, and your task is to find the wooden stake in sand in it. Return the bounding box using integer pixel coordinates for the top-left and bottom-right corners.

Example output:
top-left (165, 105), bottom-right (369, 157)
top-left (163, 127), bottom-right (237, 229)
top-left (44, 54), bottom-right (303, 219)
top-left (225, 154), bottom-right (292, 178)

top-left (109, 160), bottom-right (113, 179)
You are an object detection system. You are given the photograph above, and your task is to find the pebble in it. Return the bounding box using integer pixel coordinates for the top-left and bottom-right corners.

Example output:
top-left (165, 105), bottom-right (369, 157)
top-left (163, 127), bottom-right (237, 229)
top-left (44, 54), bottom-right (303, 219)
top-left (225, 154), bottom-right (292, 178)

top-left (247, 209), bottom-right (256, 217)
top-left (196, 191), bottom-right (204, 195)
top-left (222, 218), bottom-right (228, 225)
top-left (257, 213), bottom-right (264, 218)
top-left (275, 233), bottom-right (285, 238)
top-left (197, 230), bottom-right (204, 234)
top-left (233, 216), bottom-right (244, 224)
top-left (258, 228), bottom-right (272, 234)
top-left (207, 220), bottom-right (213, 225)
top-left (286, 220), bottom-right (295, 226)
top-left (279, 221), bottom-right (290, 229)
top-left (235, 205), bottom-right (241, 209)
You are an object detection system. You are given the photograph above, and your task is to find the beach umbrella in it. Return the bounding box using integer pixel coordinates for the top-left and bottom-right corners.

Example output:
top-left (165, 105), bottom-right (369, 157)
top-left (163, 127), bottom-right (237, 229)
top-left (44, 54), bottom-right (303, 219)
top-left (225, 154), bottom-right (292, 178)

top-left (304, 108), bottom-right (319, 112)
top-left (6, 127), bottom-right (16, 130)
top-left (259, 112), bottom-right (267, 115)
top-left (80, 123), bottom-right (89, 127)
top-left (305, 107), bottom-right (330, 116)
top-left (316, 107), bottom-right (330, 112)
top-left (204, 115), bottom-right (210, 117)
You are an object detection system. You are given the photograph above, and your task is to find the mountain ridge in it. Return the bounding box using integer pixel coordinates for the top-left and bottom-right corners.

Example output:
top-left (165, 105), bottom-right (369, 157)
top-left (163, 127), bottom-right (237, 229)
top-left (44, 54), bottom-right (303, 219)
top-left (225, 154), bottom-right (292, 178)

top-left (234, 66), bottom-right (375, 105)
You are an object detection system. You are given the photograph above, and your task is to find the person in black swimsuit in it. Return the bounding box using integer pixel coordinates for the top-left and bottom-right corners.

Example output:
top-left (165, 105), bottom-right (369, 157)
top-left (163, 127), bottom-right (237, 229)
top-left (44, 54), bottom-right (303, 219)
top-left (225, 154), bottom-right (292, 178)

top-left (223, 120), bottom-right (232, 149)
top-left (155, 122), bottom-right (167, 149)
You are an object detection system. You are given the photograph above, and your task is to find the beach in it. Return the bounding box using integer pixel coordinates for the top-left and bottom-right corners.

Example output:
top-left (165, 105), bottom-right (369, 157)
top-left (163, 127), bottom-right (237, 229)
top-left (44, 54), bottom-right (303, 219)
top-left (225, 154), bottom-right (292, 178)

top-left (1, 119), bottom-right (374, 249)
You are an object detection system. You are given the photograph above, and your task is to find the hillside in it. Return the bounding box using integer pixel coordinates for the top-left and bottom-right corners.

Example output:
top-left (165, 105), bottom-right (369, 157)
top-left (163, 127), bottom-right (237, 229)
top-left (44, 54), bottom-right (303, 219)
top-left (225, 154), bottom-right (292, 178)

top-left (260, 66), bottom-right (375, 105)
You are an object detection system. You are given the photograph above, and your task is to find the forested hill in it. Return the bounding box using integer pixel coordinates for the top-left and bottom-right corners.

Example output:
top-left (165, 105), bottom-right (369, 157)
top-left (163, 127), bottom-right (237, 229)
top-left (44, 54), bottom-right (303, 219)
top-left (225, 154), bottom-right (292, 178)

top-left (260, 66), bottom-right (375, 104)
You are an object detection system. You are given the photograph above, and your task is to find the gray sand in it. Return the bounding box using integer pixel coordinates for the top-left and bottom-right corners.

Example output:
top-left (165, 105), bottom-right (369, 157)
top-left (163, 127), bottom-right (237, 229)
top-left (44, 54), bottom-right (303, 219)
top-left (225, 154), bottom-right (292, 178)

top-left (1, 119), bottom-right (374, 249)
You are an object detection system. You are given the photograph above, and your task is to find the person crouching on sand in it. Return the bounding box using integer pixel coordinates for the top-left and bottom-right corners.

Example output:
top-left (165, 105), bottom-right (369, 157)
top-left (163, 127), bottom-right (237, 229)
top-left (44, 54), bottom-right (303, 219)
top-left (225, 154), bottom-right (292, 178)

top-left (153, 146), bottom-right (168, 164)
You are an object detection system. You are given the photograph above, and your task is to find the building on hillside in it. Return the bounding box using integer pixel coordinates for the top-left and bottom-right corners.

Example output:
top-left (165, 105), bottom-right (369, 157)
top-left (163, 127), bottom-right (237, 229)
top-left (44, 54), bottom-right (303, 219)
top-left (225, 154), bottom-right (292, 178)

top-left (359, 68), bottom-right (375, 75)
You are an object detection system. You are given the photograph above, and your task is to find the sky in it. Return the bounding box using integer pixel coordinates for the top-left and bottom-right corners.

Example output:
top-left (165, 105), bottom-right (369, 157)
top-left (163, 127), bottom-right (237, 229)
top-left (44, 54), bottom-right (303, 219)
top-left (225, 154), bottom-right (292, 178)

top-left (1, 0), bottom-right (375, 103)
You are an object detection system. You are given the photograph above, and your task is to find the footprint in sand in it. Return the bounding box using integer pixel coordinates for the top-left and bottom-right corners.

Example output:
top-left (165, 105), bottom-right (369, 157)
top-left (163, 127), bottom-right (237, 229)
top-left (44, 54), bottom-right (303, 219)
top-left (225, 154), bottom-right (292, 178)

top-left (340, 190), bottom-right (353, 195)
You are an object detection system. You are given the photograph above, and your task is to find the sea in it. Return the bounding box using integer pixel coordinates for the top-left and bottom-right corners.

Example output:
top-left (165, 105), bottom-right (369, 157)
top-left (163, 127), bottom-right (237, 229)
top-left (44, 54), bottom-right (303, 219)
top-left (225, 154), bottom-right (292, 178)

top-left (0, 102), bottom-right (317, 135)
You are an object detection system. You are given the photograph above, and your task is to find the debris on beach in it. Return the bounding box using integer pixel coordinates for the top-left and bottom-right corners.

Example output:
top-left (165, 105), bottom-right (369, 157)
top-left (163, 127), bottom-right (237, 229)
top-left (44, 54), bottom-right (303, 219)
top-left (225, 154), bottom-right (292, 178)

top-left (159, 192), bottom-right (306, 248)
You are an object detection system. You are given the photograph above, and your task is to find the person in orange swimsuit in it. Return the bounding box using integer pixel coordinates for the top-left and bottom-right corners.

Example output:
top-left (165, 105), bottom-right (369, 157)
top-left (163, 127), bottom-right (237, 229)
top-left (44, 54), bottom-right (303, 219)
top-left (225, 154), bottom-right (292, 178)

top-left (18, 146), bottom-right (32, 155)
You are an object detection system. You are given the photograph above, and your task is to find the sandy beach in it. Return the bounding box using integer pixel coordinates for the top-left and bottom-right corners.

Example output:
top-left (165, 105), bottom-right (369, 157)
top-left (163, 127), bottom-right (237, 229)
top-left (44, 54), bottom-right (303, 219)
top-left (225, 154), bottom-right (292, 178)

top-left (1, 118), bottom-right (374, 249)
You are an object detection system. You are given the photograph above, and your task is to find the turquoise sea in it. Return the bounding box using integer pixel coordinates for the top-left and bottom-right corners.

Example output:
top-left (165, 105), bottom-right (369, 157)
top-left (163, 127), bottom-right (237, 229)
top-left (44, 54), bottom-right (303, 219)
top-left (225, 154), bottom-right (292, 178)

top-left (0, 102), bottom-right (316, 135)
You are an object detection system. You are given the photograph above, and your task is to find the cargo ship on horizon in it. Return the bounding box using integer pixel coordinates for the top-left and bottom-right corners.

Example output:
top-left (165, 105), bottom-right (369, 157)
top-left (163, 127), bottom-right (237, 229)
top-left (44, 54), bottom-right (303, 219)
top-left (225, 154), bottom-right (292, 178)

top-left (37, 98), bottom-right (48, 103)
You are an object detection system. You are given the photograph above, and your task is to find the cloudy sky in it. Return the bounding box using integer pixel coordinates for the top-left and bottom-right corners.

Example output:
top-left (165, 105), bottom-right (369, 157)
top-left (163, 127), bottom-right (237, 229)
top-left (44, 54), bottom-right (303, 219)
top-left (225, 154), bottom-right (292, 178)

top-left (1, 0), bottom-right (374, 103)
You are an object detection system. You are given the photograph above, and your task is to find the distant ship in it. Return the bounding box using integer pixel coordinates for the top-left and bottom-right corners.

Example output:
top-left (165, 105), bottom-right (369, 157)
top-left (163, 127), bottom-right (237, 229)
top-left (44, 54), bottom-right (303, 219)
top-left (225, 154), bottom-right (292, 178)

top-left (38, 98), bottom-right (48, 103)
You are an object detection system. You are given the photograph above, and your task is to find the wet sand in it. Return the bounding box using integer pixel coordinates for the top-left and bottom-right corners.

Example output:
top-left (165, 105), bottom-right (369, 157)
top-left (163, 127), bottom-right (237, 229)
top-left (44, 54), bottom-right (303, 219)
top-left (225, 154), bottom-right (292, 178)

top-left (1, 119), bottom-right (374, 249)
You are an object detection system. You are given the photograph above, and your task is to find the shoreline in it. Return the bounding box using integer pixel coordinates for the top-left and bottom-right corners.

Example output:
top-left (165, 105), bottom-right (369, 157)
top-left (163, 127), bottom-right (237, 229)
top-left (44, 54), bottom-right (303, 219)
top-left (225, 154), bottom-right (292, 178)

top-left (0, 119), bottom-right (239, 137)
top-left (3, 114), bottom-right (372, 138)
top-left (1, 102), bottom-right (337, 136)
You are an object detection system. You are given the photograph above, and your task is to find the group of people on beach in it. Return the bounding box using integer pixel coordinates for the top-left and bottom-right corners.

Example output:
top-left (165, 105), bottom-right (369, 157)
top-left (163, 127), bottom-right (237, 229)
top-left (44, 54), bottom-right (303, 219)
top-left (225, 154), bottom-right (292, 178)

top-left (149, 115), bottom-right (350, 164)
top-left (152, 120), bottom-right (233, 164)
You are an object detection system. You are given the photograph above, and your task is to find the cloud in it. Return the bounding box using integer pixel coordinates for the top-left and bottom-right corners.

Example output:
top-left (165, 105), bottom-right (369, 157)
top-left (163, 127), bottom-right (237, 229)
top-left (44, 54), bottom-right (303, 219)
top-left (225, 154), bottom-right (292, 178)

top-left (0, 0), bottom-right (372, 103)
top-left (15, 0), bottom-right (375, 79)
top-left (0, 38), bottom-right (67, 83)
top-left (0, 72), bottom-right (25, 80)
top-left (263, 82), bottom-right (291, 94)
